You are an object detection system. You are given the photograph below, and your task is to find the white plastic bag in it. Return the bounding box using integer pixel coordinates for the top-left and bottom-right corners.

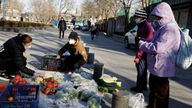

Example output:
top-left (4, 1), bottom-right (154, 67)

top-left (128, 93), bottom-right (144, 108)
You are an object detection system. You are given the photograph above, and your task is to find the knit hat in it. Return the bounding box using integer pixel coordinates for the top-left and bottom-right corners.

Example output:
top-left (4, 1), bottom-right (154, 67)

top-left (134, 9), bottom-right (147, 18)
top-left (68, 32), bottom-right (79, 41)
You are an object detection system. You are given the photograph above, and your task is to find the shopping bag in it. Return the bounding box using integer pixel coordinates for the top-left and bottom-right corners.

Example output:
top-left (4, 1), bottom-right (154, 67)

top-left (128, 93), bottom-right (144, 108)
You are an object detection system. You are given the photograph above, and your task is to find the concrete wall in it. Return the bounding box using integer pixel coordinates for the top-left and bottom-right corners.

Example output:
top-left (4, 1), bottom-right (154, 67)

top-left (107, 18), bottom-right (115, 36)
top-left (115, 16), bottom-right (125, 35)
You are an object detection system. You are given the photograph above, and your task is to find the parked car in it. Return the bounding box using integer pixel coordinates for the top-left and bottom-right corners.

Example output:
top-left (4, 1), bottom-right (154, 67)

top-left (74, 25), bottom-right (81, 30)
top-left (124, 26), bottom-right (138, 49)
top-left (81, 25), bottom-right (89, 31)
top-left (66, 22), bottom-right (74, 29)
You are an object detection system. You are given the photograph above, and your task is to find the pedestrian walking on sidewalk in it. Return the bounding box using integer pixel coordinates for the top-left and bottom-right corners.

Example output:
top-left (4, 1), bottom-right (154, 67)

top-left (130, 9), bottom-right (154, 93)
top-left (139, 2), bottom-right (180, 108)
top-left (58, 17), bottom-right (66, 38)
top-left (90, 24), bottom-right (98, 40)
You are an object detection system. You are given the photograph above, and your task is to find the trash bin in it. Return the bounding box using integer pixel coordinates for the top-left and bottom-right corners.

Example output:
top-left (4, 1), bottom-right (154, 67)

top-left (85, 47), bottom-right (89, 54)
top-left (112, 90), bottom-right (129, 108)
top-left (87, 53), bottom-right (94, 64)
top-left (93, 63), bottom-right (104, 80)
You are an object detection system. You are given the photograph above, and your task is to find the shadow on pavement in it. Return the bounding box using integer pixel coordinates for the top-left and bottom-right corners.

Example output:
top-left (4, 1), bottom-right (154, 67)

top-left (172, 67), bottom-right (192, 89)
top-left (169, 98), bottom-right (192, 108)
top-left (77, 31), bottom-right (136, 56)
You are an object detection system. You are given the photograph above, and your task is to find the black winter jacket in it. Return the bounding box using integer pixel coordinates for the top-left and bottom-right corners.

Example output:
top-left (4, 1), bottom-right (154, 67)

top-left (0, 35), bottom-right (34, 76)
top-left (58, 20), bottom-right (66, 30)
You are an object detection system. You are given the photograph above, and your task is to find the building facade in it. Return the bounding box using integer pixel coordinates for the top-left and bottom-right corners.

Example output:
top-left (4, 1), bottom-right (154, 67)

top-left (163, 0), bottom-right (192, 35)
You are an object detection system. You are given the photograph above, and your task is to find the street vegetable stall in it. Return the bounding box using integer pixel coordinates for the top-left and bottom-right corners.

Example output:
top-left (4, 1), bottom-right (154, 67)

top-left (0, 54), bottom-right (124, 108)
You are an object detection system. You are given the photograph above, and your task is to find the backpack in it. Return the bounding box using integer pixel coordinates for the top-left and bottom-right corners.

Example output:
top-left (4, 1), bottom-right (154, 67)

top-left (176, 28), bottom-right (192, 70)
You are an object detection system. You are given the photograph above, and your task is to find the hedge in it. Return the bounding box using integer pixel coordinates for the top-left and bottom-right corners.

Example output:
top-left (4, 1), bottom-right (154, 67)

top-left (0, 20), bottom-right (53, 27)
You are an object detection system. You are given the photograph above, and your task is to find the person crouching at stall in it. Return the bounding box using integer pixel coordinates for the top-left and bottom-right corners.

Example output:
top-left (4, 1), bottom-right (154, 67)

top-left (0, 33), bottom-right (36, 79)
top-left (56, 32), bottom-right (88, 73)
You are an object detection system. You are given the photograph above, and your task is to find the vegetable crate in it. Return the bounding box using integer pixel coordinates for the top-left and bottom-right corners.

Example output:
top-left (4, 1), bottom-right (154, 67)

top-left (0, 84), bottom-right (40, 108)
top-left (41, 55), bottom-right (62, 71)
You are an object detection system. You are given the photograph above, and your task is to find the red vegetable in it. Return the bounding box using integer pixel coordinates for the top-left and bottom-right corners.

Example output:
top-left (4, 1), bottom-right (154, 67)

top-left (51, 89), bottom-right (55, 93)
top-left (0, 84), bottom-right (7, 93)
top-left (46, 83), bottom-right (53, 88)
top-left (7, 96), bottom-right (14, 101)
top-left (53, 83), bottom-right (58, 87)
top-left (41, 77), bottom-right (58, 95)
top-left (15, 75), bottom-right (22, 80)
top-left (11, 75), bottom-right (28, 85)
top-left (49, 78), bottom-right (55, 83)
top-left (44, 89), bottom-right (50, 95)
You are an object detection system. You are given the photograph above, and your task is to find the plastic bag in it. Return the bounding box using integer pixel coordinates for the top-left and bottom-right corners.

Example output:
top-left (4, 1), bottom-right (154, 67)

top-left (63, 87), bottom-right (79, 100)
top-left (128, 93), bottom-right (144, 108)
top-left (79, 89), bottom-right (96, 101)
top-left (58, 81), bottom-right (74, 90)
top-left (176, 28), bottom-right (192, 70)
top-left (87, 95), bottom-right (102, 108)
top-left (38, 95), bottom-right (49, 108)
top-left (87, 97), bottom-right (102, 108)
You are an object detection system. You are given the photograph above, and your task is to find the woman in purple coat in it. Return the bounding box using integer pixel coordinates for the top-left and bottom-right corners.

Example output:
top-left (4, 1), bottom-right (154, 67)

top-left (139, 2), bottom-right (181, 108)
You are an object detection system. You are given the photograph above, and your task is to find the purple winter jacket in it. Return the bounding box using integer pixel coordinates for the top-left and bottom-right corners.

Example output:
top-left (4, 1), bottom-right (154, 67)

top-left (139, 2), bottom-right (181, 77)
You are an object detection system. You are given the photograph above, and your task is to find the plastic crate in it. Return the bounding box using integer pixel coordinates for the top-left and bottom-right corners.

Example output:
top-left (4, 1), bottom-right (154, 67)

top-left (41, 55), bottom-right (61, 71)
top-left (0, 84), bottom-right (40, 108)
top-left (41, 54), bottom-right (66, 71)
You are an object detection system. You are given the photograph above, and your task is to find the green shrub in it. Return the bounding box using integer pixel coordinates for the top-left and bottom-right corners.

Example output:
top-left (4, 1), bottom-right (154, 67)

top-left (0, 20), bottom-right (52, 28)
top-left (0, 21), bottom-right (5, 26)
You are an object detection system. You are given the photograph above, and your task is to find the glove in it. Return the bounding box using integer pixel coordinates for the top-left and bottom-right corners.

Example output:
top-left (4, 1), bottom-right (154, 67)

top-left (134, 58), bottom-right (140, 64)
top-left (56, 54), bottom-right (61, 60)
top-left (33, 70), bottom-right (45, 77)
top-left (74, 63), bottom-right (79, 68)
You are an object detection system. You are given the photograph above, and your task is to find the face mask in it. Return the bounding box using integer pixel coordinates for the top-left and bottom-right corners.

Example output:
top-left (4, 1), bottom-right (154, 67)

top-left (69, 39), bottom-right (76, 45)
top-left (135, 18), bottom-right (142, 24)
top-left (25, 45), bottom-right (32, 49)
top-left (151, 21), bottom-right (159, 31)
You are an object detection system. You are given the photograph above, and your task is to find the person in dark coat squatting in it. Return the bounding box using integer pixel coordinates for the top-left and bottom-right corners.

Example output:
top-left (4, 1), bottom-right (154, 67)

top-left (0, 34), bottom-right (41, 79)
top-left (58, 17), bottom-right (67, 38)
top-left (56, 32), bottom-right (88, 73)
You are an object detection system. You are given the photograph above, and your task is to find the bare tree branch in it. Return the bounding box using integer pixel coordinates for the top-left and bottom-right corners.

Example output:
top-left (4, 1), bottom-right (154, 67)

top-left (58, 0), bottom-right (74, 18)
top-left (31, 0), bottom-right (57, 23)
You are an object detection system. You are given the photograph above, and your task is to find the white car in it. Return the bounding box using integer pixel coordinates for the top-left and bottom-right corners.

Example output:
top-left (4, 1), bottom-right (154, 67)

top-left (81, 25), bottom-right (89, 31)
top-left (66, 22), bottom-right (74, 29)
top-left (124, 26), bottom-right (138, 49)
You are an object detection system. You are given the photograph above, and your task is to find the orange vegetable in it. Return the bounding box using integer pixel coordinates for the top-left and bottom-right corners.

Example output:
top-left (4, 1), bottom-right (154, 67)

top-left (7, 96), bottom-right (14, 101)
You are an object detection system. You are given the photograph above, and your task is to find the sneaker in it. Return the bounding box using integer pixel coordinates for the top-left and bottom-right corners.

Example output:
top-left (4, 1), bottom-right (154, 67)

top-left (130, 87), bottom-right (143, 93)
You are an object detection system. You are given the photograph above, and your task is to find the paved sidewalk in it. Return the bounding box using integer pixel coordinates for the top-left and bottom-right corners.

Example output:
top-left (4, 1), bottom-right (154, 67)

top-left (99, 32), bottom-right (124, 43)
